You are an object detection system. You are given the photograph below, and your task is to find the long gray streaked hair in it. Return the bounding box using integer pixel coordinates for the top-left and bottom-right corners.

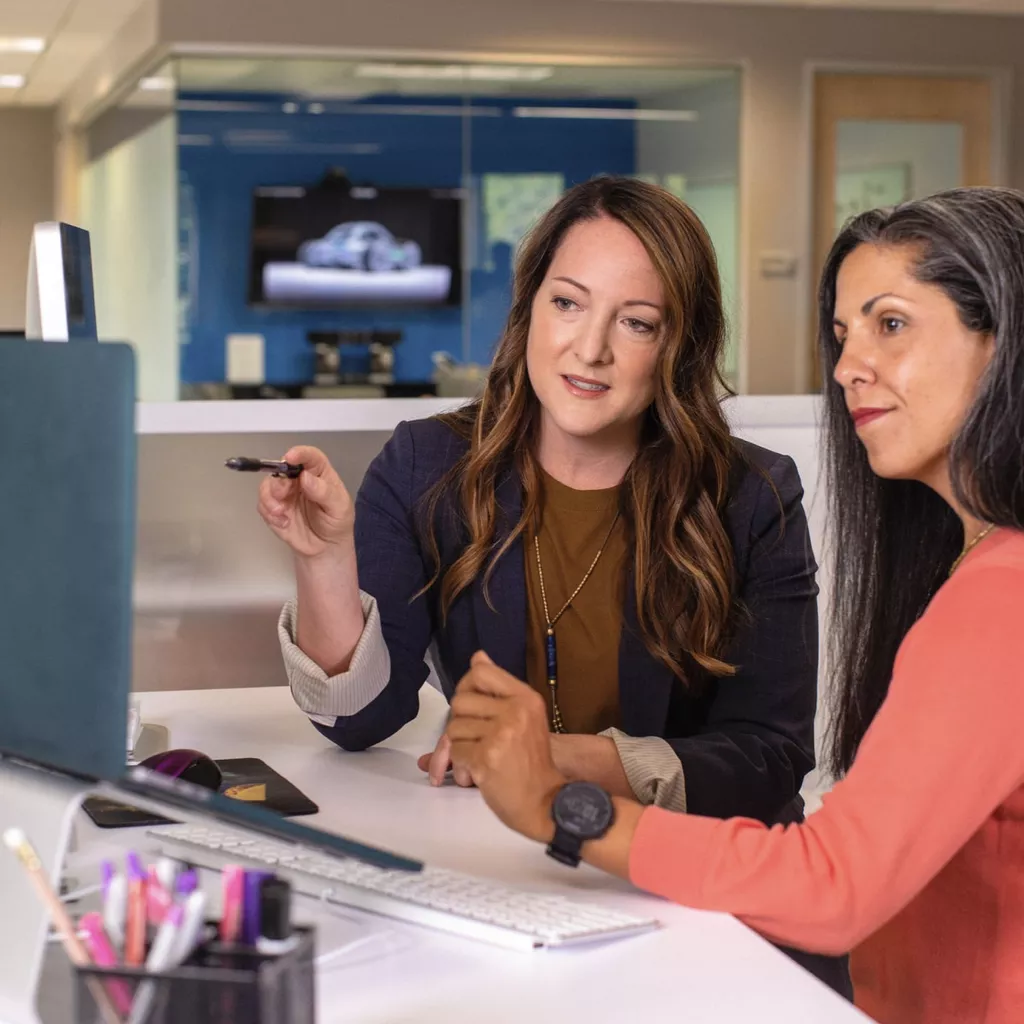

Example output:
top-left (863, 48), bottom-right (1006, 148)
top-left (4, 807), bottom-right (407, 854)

top-left (817, 187), bottom-right (1024, 776)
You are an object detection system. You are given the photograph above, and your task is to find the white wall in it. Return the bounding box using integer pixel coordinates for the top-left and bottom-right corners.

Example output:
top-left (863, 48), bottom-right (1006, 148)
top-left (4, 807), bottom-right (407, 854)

top-left (80, 112), bottom-right (178, 401)
top-left (0, 109), bottom-right (55, 330)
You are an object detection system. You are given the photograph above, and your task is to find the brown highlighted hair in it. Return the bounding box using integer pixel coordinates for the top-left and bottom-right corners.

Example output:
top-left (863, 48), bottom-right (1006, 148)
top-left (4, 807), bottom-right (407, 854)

top-left (423, 176), bottom-right (738, 680)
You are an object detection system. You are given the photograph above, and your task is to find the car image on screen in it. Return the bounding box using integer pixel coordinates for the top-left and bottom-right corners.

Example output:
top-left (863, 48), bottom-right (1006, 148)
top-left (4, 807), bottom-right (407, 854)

top-left (297, 221), bottom-right (423, 272)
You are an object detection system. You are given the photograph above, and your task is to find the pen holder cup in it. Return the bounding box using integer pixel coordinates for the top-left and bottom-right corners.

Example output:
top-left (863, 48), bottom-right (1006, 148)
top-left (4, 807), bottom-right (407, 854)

top-left (74, 923), bottom-right (315, 1024)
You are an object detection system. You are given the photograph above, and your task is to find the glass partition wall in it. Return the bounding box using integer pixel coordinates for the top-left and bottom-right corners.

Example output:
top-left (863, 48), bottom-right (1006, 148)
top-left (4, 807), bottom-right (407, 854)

top-left (79, 62), bottom-right (179, 402)
top-left (80, 56), bottom-right (741, 400)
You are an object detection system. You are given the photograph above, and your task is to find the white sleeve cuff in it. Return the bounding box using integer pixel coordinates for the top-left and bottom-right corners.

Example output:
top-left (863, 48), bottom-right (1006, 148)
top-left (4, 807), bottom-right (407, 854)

top-left (600, 729), bottom-right (688, 812)
top-left (278, 593), bottom-right (391, 725)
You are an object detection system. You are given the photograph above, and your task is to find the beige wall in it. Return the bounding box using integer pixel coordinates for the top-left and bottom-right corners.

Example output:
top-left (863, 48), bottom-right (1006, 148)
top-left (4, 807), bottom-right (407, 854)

top-left (0, 109), bottom-right (56, 330)
top-left (72, 0), bottom-right (1024, 390)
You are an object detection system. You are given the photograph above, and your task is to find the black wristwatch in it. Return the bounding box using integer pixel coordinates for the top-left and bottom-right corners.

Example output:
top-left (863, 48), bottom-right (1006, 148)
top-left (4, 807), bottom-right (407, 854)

top-left (545, 781), bottom-right (615, 867)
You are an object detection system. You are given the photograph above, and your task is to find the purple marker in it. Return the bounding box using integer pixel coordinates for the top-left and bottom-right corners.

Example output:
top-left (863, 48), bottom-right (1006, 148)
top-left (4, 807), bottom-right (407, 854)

top-left (242, 870), bottom-right (271, 945)
top-left (176, 869), bottom-right (199, 897)
top-left (100, 860), bottom-right (114, 898)
top-left (126, 851), bottom-right (145, 879)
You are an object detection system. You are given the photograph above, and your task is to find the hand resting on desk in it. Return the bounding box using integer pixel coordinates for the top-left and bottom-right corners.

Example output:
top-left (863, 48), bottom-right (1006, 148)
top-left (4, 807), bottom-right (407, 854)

top-left (417, 705), bottom-right (635, 794)
top-left (417, 733), bottom-right (474, 788)
top-left (447, 651), bottom-right (643, 878)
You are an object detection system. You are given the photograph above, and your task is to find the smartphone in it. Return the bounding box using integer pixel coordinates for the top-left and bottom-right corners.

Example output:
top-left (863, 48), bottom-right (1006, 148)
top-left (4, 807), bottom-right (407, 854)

top-left (225, 457), bottom-right (303, 479)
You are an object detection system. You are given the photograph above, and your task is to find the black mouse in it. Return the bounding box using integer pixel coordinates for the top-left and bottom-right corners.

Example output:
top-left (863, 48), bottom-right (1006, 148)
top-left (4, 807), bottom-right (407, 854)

top-left (140, 748), bottom-right (223, 791)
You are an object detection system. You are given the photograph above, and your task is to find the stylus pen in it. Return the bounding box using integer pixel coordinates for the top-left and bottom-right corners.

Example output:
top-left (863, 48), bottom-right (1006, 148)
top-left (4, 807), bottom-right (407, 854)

top-left (225, 457), bottom-right (303, 479)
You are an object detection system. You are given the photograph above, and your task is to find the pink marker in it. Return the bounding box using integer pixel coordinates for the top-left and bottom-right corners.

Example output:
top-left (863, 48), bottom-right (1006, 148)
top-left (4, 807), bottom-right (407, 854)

top-left (220, 866), bottom-right (244, 943)
top-left (78, 912), bottom-right (133, 1016)
top-left (147, 865), bottom-right (172, 926)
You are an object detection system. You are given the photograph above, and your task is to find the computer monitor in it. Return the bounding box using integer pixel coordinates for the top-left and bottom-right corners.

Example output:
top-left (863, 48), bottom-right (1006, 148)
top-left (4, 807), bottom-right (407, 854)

top-left (0, 337), bottom-right (417, 871)
top-left (24, 222), bottom-right (98, 341)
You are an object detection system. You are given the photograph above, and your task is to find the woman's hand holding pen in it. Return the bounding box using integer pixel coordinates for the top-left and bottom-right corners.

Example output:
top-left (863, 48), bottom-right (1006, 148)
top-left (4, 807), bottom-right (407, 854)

top-left (256, 445), bottom-right (364, 678)
top-left (258, 446), bottom-right (355, 560)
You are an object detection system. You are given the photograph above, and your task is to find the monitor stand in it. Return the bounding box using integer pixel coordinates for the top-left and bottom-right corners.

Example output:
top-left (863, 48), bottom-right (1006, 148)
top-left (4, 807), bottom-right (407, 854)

top-left (0, 758), bottom-right (91, 1024)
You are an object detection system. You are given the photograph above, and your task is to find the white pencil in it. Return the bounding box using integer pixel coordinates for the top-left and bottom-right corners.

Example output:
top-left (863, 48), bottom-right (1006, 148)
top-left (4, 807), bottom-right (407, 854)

top-left (4, 828), bottom-right (123, 1024)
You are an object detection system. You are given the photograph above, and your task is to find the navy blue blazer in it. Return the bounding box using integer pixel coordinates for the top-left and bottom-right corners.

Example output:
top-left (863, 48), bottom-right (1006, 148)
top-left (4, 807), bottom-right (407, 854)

top-left (313, 415), bottom-right (819, 827)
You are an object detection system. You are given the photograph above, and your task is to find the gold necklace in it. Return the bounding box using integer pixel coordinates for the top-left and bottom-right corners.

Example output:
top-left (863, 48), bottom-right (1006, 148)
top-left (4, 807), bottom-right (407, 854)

top-left (949, 523), bottom-right (997, 577)
top-left (534, 511), bottom-right (620, 733)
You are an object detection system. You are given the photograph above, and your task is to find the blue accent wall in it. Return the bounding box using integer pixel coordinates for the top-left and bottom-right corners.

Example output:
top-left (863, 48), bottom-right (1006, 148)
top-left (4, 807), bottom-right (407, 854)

top-left (177, 94), bottom-right (636, 385)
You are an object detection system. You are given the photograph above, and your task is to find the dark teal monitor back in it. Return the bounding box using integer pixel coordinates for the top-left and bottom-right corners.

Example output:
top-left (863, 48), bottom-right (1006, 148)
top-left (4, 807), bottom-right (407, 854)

top-left (0, 340), bottom-right (135, 780)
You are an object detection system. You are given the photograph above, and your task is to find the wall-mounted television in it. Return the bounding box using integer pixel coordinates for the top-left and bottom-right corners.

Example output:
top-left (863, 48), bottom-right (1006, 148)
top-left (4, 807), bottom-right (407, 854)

top-left (248, 178), bottom-right (463, 308)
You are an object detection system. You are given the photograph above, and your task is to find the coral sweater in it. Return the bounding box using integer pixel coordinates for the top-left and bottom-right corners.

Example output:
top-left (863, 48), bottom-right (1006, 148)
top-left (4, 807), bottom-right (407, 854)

top-left (629, 528), bottom-right (1024, 1024)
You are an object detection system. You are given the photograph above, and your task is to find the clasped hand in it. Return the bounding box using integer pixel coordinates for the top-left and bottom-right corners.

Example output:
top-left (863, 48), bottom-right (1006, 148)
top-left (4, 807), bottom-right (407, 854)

top-left (417, 652), bottom-right (566, 843)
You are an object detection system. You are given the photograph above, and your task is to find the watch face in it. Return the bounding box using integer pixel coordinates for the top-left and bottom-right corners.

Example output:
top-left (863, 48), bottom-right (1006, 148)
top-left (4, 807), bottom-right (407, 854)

top-left (553, 782), bottom-right (614, 840)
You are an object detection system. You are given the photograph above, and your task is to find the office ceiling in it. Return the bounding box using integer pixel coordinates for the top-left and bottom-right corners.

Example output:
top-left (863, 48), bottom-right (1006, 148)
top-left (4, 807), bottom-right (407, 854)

top-left (0, 0), bottom-right (148, 107)
top-left (2, 0), bottom-right (1023, 109)
top-left (616, 0), bottom-right (1024, 8)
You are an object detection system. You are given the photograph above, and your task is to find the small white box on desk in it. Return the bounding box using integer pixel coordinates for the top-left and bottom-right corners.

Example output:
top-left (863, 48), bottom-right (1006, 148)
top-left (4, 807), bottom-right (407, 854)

top-left (226, 334), bottom-right (265, 384)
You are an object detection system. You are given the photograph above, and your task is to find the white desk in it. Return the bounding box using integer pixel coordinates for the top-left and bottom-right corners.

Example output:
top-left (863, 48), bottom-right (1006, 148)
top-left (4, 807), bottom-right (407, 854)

top-left (121, 685), bottom-right (871, 1024)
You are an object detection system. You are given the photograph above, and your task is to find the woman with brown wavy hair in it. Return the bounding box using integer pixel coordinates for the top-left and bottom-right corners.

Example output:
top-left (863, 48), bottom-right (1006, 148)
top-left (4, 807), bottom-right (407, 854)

top-left (258, 176), bottom-right (846, 992)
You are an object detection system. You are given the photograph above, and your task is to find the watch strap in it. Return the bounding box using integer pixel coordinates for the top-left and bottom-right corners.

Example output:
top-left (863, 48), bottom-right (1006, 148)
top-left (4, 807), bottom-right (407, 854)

top-left (545, 824), bottom-right (584, 867)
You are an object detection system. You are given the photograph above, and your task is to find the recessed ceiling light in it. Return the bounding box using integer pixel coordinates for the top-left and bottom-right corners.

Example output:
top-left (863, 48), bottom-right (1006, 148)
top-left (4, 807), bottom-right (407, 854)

top-left (139, 76), bottom-right (175, 91)
top-left (0, 38), bottom-right (44, 54)
top-left (355, 63), bottom-right (553, 83)
top-left (0, 75), bottom-right (26, 89)
top-left (513, 106), bottom-right (698, 122)
top-left (308, 102), bottom-right (324, 114)
top-left (282, 102), bottom-right (299, 114)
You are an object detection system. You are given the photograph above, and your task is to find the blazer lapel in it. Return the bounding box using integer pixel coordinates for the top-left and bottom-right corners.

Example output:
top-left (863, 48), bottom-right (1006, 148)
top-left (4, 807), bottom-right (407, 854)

top-left (472, 466), bottom-right (527, 681)
top-left (618, 572), bottom-right (675, 736)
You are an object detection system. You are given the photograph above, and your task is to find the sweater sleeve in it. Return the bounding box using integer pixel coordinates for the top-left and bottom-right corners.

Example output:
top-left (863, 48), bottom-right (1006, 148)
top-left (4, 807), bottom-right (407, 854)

top-left (628, 560), bottom-right (1024, 956)
top-left (279, 593), bottom-right (391, 724)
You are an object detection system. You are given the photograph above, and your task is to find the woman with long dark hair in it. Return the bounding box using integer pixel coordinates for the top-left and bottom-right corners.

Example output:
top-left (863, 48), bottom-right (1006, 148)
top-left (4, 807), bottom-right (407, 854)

top-left (447, 186), bottom-right (1024, 1023)
top-left (258, 176), bottom-right (846, 991)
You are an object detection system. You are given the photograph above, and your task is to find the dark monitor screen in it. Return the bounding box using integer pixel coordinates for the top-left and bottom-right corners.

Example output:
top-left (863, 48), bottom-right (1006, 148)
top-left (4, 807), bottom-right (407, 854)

top-left (58, 223), bottom-right (98, 340)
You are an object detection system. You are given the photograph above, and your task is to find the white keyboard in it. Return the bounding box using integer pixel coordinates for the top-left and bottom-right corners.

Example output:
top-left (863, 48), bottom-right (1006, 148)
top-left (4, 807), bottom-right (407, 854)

top-left (148, 822), bottom-right (659, 951)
